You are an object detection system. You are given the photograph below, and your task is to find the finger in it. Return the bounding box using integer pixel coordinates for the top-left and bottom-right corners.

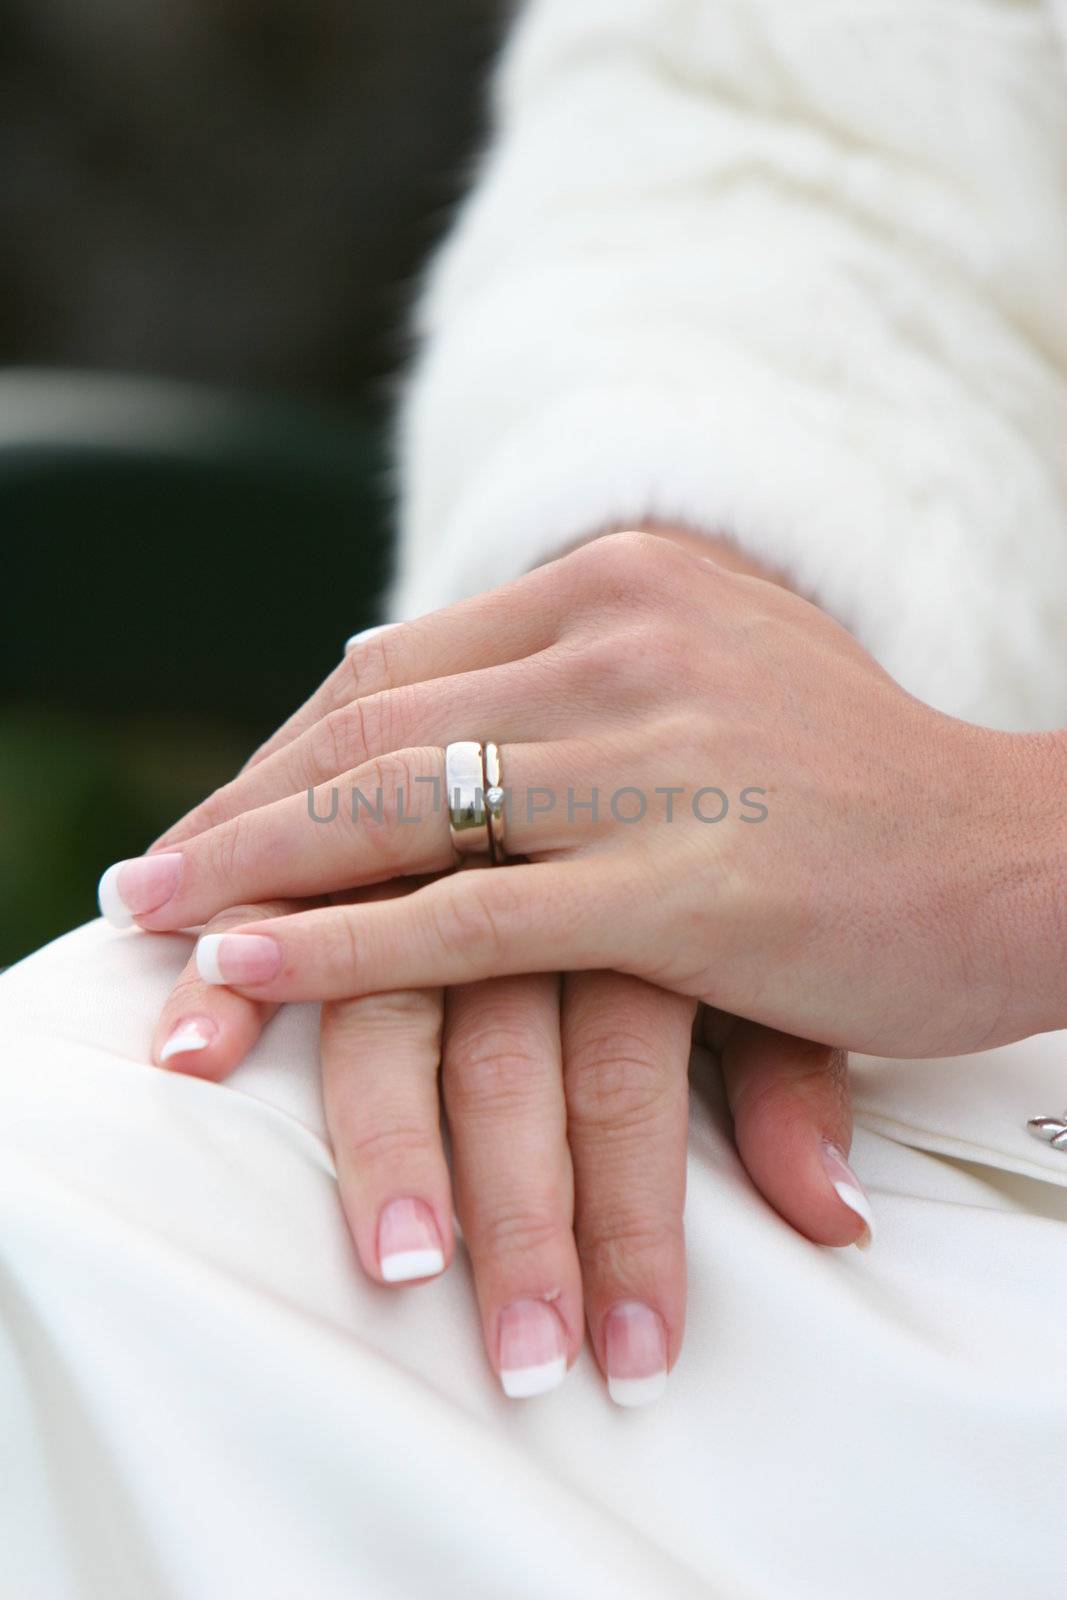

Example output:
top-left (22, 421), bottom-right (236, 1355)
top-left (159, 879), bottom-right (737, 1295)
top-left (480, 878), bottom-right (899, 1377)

top-left (188, 859), bottom-right (635, 1002)
top-left (321, 985), bottom-right (454, 1285)
top-left (152, 657), bottom-right (552, 847)
top-left (101, 742), bottom-right (593, 934)
top-left (562, 973), bottom-right (694, 1407)
top-left (150, 900), bottom-right (299, 1079)
top-left (719, 1021), bottom-right (872, 1248)
top-left (443, 974), bottom-right (582, 1397)
top-left (147, 529), bottom-right (668, 850)
top-left (237, 547), bottom-right (606, 775)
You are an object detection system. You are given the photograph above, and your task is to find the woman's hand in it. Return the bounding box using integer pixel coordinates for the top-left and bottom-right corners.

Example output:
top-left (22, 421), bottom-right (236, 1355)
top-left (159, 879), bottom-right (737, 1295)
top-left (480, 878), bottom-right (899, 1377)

top-left (105, 531), bottom-right (1065, 1057)
top-left (152, 897), bottom-right (870, 1404)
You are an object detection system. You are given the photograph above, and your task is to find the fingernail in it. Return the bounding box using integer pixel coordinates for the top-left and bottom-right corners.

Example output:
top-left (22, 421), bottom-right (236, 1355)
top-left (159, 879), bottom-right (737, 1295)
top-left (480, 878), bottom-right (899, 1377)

top-left (97, 853), bottom-right (183, 928)
top-left (821, 1141), bottom-right (875, 1248)
top-left (498, 1300), bottom-right (568, 1399)
top-left (604, 1301), bottom-right (668, 1408)
top-left (196, 933), bottom-right (282, 986)
top-left (344, 621), bottom-right (396, 654)
top-left (378, 1198), bottom-right (445, 1282)
top-left (159, 1015), bottom-right (218, 1065)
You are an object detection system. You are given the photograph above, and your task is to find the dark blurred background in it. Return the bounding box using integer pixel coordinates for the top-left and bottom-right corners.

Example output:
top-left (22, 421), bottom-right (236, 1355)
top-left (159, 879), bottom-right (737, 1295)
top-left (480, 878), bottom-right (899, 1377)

top-left (0, 0), bottom-right (503, 964)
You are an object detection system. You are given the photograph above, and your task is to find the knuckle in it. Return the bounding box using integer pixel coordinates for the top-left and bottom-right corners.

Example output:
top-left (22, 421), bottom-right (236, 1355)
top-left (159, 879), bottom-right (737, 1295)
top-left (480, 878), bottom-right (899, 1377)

top-left (580, 529), bottom-right (661, 579)
top-left (473, 1204), bottom-right (566, 1263)
top-left (348, 622), bottom-right (402, 694)
top-left (206, 901), bottom-right (285, 932)
top-left (366, 749), bottom-right (421, 823)
top-left (311, 698), bottom-right (376, 780)
top-left (430, 878), bottom-right (513, 970)
top-left (342, 1118), bottom-right (437, 1169)
top-left (321, 909), bottom-right (363, 985)
top-left (569, 532), bottom-right (617, 575)
top-left (352, 689), bottom-right (406, 764)
top-left (205, 810), bottom-right (250, 888)
top-left (567, 532), bottom-right (697, 639)
top-left (325, 987), bottom-right (442, 1047)
top-left (565, 1038), bottom-right (672, 1133)
top-left (567, 615), bottom-right (695, 710)
top-left (635, 529), bottom-right (691, 584)
top-left (166, 970), bottom-right (214, 1011)
top-left (445, 1030), bottom-right (549, 1118)
top-left (574, 631), bottom-right (648, 702)
top-left (352, 987), bottom-right (442, 1026)
top-left (310, 706), bottom-right (357, 779)
top-left (578, 1213), bottom-right (682, 1279)
top-left (580, 530), bottom-right (677, 599)
top-left (310, 690), bottom-right (412, 787)
top-left (349, 749), bottom-right (425, 868)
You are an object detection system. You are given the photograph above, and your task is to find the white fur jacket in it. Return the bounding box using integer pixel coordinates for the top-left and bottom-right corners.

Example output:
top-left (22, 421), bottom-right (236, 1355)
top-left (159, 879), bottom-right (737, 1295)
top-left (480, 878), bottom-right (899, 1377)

top-left (394, 0), bottom-right (1067, 734)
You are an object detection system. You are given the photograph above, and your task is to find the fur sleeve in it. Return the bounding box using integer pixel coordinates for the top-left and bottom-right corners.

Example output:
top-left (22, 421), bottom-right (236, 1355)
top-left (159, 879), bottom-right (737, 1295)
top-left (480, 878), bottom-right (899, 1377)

top-left (394, 0), bottom-right (1067, 728)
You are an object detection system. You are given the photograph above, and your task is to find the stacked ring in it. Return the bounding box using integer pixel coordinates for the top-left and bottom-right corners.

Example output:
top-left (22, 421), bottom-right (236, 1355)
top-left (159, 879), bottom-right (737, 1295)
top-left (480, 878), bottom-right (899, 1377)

top-left (445, 741), bottom-right (489, 861)
top-left (483, 741), bottom-right (507, 865)
top-left (444, 741), bottom-right (508, 866)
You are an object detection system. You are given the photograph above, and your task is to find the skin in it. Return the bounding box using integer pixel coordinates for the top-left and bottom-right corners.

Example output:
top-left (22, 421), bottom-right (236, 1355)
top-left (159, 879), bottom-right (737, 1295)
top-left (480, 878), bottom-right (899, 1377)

top-left (134, 531), bottom-right (1066, 1052)
top-left (152, 900), bottom-right (859, 1397)
top-left (138, 527), bottom-right (875, 1402)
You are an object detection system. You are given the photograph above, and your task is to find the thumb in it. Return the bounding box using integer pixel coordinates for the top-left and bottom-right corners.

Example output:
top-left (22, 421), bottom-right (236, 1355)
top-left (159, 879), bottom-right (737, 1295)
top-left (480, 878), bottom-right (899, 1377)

top-left (717, 1019), bottom-right (874, 1250)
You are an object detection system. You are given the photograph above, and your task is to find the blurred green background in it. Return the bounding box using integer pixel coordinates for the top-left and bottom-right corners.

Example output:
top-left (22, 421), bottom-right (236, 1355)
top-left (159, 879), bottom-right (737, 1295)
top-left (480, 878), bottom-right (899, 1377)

top-left (0, 0), bottom-right (501, 964)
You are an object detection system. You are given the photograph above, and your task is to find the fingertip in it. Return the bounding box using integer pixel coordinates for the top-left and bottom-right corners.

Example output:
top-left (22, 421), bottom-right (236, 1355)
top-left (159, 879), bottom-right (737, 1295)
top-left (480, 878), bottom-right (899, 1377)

top-left (376, 1197), bottom-right (449, 1285)
top-left (602, 1300), bottom-right (671, 1408)
top-left (497, 1299), bottom-right (571, 1399)
top-left (379, 1249), bottom-right (446, 1283)
top-left (158, 1015), bottom-right (218, 1065)
top-left (743, 1131), bottom-right (873, 1250)
top-left (97, 861), bottom-right (134, 928)
top-left (153, 991), bottom-right (277, 1081)
top-left (723, 1026), bottom-right (869, 1250)
top-left (608, 1371), bottom-right (668, 1409)
top-left (820, 1141), bottom-right (876, 1249)
top-left (195, 932), bottom-right (283, 988)
top-left (195, 934), bottom-right (225, 984)
top-left (154, 1010), bottom-right (258, 1082)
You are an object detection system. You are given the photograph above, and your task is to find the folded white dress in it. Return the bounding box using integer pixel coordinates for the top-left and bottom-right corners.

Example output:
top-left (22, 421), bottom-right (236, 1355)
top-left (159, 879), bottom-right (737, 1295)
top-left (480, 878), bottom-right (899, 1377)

top-left (3, 923), bottom-right (1067, 1598)
top-left (4, 2), bottom-right (1067, 1595)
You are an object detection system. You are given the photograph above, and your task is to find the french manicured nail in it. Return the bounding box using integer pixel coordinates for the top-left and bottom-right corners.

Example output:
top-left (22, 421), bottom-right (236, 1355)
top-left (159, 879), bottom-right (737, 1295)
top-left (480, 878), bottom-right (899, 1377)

top-left (196, 933), bottom-right (282, 987)
top-left (378, 1198), bottom-right (445, 1283)
top-left (604, 1301), bottom-right (668, 1408)
top-left (97, 853), bottom-right (183, 928)
top-left (344, 621), bottom-right (396, 654)
top-left (159, 1016), bottom-right (218, 1065)
top-left (498, 1300), bottom-right (568, 1399)
top-left (821, 1141), bottom-right (875, 1248)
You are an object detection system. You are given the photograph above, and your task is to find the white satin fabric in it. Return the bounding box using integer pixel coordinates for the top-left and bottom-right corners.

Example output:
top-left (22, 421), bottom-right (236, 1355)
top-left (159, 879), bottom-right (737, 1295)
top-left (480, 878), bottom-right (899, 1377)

top-left (3, 918), bottom-right (1066, 1599)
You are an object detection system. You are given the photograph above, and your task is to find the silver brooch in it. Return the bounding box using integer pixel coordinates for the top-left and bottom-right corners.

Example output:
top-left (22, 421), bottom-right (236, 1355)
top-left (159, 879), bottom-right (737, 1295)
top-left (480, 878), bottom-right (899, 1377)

top-left (1027, 1112), bottom-right (1067, 1152)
